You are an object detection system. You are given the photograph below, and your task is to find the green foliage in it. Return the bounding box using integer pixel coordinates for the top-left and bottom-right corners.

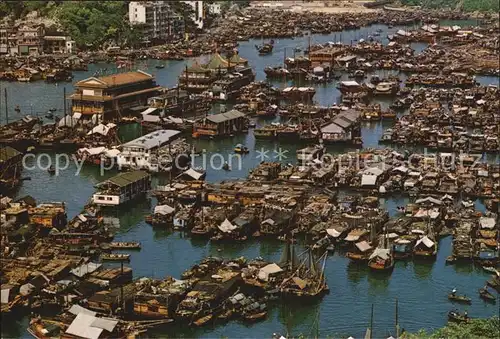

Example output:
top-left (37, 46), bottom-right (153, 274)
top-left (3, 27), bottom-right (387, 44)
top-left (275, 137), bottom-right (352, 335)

top-left (403, 317), bottom-right (500, 339)
top-left (54, 1), bottom-right (130, 48)
top-left (400, 0), bottom-right (499, 11)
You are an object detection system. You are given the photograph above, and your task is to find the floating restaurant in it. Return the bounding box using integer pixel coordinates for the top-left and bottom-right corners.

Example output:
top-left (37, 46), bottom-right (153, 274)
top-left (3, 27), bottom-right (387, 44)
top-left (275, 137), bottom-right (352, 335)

top-left (70, 70), bottom-right (162, 121)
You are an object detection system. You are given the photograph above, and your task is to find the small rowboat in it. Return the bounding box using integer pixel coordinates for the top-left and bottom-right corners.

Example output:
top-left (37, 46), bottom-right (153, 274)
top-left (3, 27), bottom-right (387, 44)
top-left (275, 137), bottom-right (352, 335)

top-left (193, 314), bottom-right (212, 327)
top-left (479, 288), bottom-right (496, 303)
top-left (101, 253), bottom-right (130, 262)
top-left (145, 215), bottom-right (153, 224)
top-left (244, 311), bottom-right (267, 322)
top-left (109, 242), bottom-right (141, 250)
top-left (448, 311), bottom-right (469, 323)
top-left (448, 293), bottom-right (471, 304)
top-left (483, 266), bottom-right (499, 275)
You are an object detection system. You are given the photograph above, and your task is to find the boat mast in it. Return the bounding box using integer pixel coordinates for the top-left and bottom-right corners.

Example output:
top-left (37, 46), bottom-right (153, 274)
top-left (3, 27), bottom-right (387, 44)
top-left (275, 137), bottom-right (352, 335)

top-left (395, 298), bottom-right (400, 339)
top-left (4, 88), bottom-right (8, 125)
top-left (364, 303), bottom-right (373, 339)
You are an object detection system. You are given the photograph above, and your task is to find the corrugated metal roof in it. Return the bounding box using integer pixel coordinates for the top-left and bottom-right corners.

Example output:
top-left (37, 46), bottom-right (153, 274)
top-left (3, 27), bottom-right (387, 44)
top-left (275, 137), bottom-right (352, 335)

top-left (122, 129), bottom-right (181, 150)
top-left (206, 110), bottom-right (246, 123)
top-left (105, 171), bottom-right (150, 188)
top-left (321, 122), bottom-right (344, 134)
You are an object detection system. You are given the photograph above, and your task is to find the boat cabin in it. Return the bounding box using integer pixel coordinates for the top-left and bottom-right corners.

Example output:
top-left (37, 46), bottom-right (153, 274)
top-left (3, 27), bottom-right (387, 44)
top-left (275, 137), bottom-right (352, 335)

top-left (93, 171), bottom-right (151, 206)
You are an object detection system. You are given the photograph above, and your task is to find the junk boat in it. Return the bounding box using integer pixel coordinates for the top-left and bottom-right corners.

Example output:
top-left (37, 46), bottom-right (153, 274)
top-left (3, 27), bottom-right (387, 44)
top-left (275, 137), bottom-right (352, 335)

top-left (256, 40), bottom-right (274, 55)
top-left (280, 248), bottom-right (329, 299)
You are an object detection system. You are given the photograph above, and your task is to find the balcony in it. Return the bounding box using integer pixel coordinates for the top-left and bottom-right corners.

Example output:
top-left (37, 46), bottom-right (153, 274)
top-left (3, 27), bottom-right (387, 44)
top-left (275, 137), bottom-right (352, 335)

top-left (72, 105), bottom-right (105, 114)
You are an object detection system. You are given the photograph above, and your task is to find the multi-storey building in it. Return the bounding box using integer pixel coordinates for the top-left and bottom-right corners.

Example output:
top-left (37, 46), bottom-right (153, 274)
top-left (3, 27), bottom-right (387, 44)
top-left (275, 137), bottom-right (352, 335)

top-left (182, 1), bottom-right (205, 30)
top-left (70, 71), bottom-right (162, 121)
top-left (15, 25), bottom-right (45, 55)
top-left (0, 27), bottom-right (16, 54)
top-left (129, 1), bottom-right (185, 42)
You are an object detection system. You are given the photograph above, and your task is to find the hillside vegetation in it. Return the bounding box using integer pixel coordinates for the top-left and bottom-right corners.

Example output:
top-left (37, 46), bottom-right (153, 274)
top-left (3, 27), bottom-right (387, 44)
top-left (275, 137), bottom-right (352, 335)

top-left (0, 1), bottom-right (198, 48)
top-left (403, 317), bottom-right (500, 339)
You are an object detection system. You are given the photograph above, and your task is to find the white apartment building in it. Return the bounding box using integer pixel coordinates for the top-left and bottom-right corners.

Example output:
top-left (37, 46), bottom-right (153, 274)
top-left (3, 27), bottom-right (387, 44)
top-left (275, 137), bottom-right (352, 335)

top-left (182, 1), bottom-right (205, 30)
top-left (129, 1), bottom-right (185, 41)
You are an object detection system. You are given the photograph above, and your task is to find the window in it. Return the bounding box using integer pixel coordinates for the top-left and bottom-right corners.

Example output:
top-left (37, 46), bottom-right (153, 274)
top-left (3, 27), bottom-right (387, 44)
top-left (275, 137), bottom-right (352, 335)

top-left (107, 197), bottom-right (113, 201)
top-left (98, 196), bottom-right (105, 200)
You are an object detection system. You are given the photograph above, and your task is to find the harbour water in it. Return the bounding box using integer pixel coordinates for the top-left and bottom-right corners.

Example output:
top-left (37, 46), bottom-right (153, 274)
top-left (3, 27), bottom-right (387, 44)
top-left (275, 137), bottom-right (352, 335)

top-left (1, 21), bottom-right (499, 338)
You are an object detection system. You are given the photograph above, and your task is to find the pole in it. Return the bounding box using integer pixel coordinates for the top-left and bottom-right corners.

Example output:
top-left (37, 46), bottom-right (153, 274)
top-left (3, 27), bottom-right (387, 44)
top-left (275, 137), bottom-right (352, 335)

top-left (120, 261), bottom-right (124, 311)
top-left (370, 303), bottom-right (374, 337)
top-left (64, 87), bottom-right (68, 127)
top-left (4, 88), bottom-right (7, 125)
top-left (396, 298), bottom-right (400, 339)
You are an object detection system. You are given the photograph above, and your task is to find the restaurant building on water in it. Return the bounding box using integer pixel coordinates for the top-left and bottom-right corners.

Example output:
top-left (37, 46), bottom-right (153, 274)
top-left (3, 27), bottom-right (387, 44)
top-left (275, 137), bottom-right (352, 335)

top-left (70, 70), bottom-right (162, 121)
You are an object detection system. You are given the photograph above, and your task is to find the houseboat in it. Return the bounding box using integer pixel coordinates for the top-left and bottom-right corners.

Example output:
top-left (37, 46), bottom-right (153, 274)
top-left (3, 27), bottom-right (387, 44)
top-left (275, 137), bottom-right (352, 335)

top-left (116, 129), bottom-right (183, 172)
top-left (192, 110), bottom-right (247, 138)
top-left (211, 66), bottom-right (256, 101)
top-left (92, 171), bottom-right (151, 206)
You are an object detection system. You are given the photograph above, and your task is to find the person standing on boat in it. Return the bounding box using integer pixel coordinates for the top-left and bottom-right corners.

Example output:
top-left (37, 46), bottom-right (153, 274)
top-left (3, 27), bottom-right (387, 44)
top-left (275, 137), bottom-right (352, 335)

top-left (451, 288), bottom-right (457, 296)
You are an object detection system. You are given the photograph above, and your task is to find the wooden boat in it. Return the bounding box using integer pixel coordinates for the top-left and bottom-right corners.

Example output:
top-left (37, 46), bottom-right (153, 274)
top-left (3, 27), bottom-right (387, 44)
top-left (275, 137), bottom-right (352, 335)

top-left (109, 242), bottom-right (141, 250)
top-left (28, 318), bottom-right (61, 339)
top-left (155, 64), bottom-right (165, 69)
top-left (483, 266), bottom-right (499, 275)
top-left (234, 144), bottom-right (249, 154)
top-left (487, 276), bottom-right (500, 292)
top-left (448, 293), bottom-right (471, 304)
top-left (448, 310), bottom-right (470, 323)
top-left (368, 248), bottom-right (394, 272)
top-left (145, 215), bottom-right (153, 224)
top-left (256, 41), bottom-right (274, 55)
top-left (244, 311), bottom-right (267, 322)
top-left (254, 126), bottom-right (277, 139)
top-left (193, 314), bottom-right (212, 326)
top-left (101, 253), bottom-right (130, 262)
top-left (217, 308), bottom-right (234, 321)
top-left (479, 288), bottom-right (496, 303)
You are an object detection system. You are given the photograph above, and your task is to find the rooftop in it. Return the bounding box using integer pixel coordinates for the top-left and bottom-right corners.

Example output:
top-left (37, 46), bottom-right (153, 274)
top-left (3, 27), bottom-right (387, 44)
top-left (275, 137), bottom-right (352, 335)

top-left (205, 110), bottom-right (246, 124)
top-left (76, 71), bottom-right (153, 88)
top-left (121, 129), bottom-right (181, 150)
top-left (100, 171), bottom-right (150, 188)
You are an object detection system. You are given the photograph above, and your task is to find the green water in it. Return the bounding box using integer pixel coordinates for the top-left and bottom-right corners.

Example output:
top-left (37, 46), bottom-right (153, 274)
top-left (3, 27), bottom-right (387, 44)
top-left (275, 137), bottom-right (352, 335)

top-left (1, 21), bottom-right (499, 338)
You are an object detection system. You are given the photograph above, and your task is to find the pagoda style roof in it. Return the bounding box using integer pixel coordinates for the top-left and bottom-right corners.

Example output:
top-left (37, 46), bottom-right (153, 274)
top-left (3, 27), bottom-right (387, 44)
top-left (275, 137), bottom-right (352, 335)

top-left (205, 53), bottom-right (229, 70)
top-left (229, 53), bottom-right (248, 66)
